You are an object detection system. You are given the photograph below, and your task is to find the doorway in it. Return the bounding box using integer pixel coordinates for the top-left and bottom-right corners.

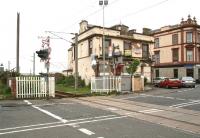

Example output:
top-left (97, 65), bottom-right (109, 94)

top-left (186, 69), bottom-right (193, 77)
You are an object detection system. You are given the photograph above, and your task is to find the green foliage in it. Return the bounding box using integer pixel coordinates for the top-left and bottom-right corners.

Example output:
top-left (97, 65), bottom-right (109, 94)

top-left (144, 77), bottom-right (148, 85)
top-left (126, 59), bottom-right (140, 75)
top-left (55, 74), bottom-right (86, 88)
top-left (0, 71), bottom-right (19, 85)
top-left (0, 80), bottom-right (11, 96)
top-left (56, 84), bottom-right (90, 95)
top-left (54, 73), bottom-right (65, 84)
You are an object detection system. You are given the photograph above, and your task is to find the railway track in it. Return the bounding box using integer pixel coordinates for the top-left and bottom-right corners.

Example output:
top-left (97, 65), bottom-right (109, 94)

top-left (55, 90), bottom-right (90, 98)
top-left (70, 96), bottom-right (200, 134)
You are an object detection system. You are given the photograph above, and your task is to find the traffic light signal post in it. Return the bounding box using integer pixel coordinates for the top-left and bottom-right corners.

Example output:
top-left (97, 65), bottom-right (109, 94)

top-left (36, 36), bottom-right (51, 99)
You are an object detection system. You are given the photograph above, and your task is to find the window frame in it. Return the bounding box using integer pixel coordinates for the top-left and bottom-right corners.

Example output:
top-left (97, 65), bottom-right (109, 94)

top-left (173, 69), bottom-right (178, 78)
top-left (186, 49), bottom-right (193, 62)
top-left (154, 38), bottom-right (159, 48)
top-left (88, 39), bottom-right (93, 56)
top-left (186, 32), bottom-right (193, 43)
top-left (155, 69), bottom-right (159, 78)
top-left (104, 38), bottom-right (111, 57)
top-left (172, 34), bottom-right (178, 45)
top-left (172, 48), bottom-right (179, 62)
top-left (142, 43), bottom-right (149, 58)
top-left (154, 51), bottom-right (160, 64)
top-left (124, 41), bottom-right (132, 56)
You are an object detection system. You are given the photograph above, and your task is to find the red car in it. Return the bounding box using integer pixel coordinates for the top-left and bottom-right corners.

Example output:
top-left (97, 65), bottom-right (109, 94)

top-left (159, 78), bottom-right (182, 88)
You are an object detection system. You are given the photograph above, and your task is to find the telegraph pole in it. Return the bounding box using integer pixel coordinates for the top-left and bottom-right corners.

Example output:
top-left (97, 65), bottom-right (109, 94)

top-left (33, 53), bottom-right (35, 75)
top-left (8, 61), bottom-right (11, 71)
top-left (16, 12), bottom-right (20, 73)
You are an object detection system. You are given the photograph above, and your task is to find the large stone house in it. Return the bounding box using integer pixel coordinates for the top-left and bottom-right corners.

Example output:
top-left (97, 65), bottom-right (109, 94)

top-left (151, 15), bottom-right (200, 80)
top-left (67, 20), bottom-right (154, 85)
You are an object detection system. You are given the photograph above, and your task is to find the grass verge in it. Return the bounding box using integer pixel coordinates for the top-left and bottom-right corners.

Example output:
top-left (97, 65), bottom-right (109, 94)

top-left (55, 84), bottom-right (91, 95)
top-left (0, 81), bottom-right (12, 99)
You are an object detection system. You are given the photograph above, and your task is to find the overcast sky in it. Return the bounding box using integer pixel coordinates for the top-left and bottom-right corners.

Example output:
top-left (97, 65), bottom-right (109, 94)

top-left (0, 0), bottom-right (199, 74)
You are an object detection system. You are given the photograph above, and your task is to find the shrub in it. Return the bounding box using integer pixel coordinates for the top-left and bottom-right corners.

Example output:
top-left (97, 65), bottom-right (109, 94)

top-left (144, 77), bottom-right (148, 85)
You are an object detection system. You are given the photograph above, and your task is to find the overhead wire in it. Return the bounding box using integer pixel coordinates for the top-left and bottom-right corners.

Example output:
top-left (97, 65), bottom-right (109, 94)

top-left (108, 0), bottom-right (169, 24)
top-left (62, 0), bottom-right (121, 32)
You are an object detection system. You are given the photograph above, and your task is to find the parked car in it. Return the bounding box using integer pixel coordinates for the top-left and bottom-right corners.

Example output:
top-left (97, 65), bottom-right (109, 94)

top-left (153, 77), bottom-right (167, 87)
top-left (159, 78), bottom-right (182, 88)
top-left (196, 78), bottom-right (200, 84)
top-left (180, 77), bottom-right (196, 88)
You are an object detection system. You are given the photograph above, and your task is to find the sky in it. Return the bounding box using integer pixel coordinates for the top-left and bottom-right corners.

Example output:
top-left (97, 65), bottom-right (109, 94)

top-left (0, 0), bottom-right (199, 74)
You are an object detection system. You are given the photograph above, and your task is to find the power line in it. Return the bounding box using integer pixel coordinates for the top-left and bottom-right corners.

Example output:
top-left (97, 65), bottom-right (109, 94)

top-left (109, 0), bottom-right (169, 24)
top-left (62, 0), bottom-right (121, 32)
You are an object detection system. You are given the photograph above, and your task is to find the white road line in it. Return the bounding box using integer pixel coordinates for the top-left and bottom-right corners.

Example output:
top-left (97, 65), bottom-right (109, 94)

top-left (0, 114), bottom-right (116, 132)
top-left (79, 128), bottom-right (95, 135)
top-left (24, 100), bottom-right (68, 123)
top-left (35, 102), bottom-right (75, 107)
top-left (175, 98), bottom-right (186, 101)
top-left (120, 95), bottom-right (148, 100)
top-left (139, 109), bottom-right (163, 114)
top-left (24, 100), bottom-right (32, 105)
top-left (169, 100), bottom-right (200, 108)
top-left (0, 121), bottom-right (61, 131)
top-left (68, 115), bottom-right (116, 123)
top-left (175, 102), bottom-right (200, 108)
top-left (0, 115), bottom-right (126, 135)
top-left (107, 107), bottom-right (119, 111)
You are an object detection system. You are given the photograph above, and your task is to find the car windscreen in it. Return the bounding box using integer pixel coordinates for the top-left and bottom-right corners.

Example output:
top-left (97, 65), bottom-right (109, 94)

top-left (182, 77), bottom-right (193, 81)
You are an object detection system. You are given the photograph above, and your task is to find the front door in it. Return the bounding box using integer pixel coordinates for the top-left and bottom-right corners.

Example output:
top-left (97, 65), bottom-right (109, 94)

top-left (198, 69), bottom-right (200, 79)
top-left (186, 69), bottom-right (193, 77)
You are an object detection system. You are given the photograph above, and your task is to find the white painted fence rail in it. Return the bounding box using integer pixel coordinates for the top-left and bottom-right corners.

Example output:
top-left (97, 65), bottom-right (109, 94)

top-left (16, 76), bottom-right (55, 99)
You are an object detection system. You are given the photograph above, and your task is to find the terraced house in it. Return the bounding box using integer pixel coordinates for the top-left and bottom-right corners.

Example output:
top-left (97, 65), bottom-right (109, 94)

top-left (67, 20), bottom-right (154, 84)
top-left (152, 15), bottom-right (200, 80)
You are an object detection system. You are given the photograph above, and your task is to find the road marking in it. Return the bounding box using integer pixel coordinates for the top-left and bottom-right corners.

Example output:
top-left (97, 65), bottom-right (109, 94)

top-left (35, 102), bottom-right (75, 107)
top-left (139, 108), bottom-right (163, 114)
top-left (0, 114), bottom-right (116, 132)
top-left (0, 115), bottom-right (126, 135)
top-left (120, 95), bottom-right (148, 100)
top-left (0, 121), bottom-right (61, 131)
top-left (24, 100), bottom-right (68, 123)
top-left (79, 128), bottom-right (95, 135)
top-left (107, 107), bottom-right (119, 111)
top-left (126, 94), bottom-right (197, 102)
top-left (24, 100), bottom-right (32, 105)
top-left (175, 98), bottom-right (186, 101)
top-left (169, 100), bottom-right (200, 108)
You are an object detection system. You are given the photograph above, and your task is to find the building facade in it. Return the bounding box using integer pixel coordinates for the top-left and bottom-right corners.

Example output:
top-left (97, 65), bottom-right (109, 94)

top-left (152, 15), bottom-right (200, 80)
top-left (67, 20), bottom-right (154, 85)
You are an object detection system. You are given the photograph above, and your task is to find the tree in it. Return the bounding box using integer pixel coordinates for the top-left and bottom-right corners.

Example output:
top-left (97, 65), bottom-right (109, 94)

top-left (126, 59), bottom-right (140, 75)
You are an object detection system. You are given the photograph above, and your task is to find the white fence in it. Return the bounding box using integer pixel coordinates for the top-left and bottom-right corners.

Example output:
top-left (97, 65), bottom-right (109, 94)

top-left (15, 76), bottom-right (55, 99)
top-left (91, 76), bottom-right (131, 93)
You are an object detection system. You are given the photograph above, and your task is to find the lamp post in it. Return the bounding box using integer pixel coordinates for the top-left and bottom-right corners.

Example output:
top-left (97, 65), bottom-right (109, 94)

top-left (99, 0), bottom-right (108, 92)
top-left (99, 0), bottom-right (108, 77)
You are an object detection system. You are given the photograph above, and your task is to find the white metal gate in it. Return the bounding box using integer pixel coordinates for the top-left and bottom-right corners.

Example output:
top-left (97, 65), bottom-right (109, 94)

top-left (16, 76), bottom-right (55, 98)
top-left (91, 76), bottom-right (131, 93)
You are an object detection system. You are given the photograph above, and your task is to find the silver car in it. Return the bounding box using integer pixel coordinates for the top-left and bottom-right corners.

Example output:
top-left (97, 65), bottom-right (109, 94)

top-left (180, 77), bottom-right (196, 88)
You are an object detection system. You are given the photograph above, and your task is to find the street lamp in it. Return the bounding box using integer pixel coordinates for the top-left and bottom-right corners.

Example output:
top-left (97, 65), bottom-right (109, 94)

top-left (99, 0), bottom-right (108, 91)
top-left (99, 0), bottom-right (108, 76)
